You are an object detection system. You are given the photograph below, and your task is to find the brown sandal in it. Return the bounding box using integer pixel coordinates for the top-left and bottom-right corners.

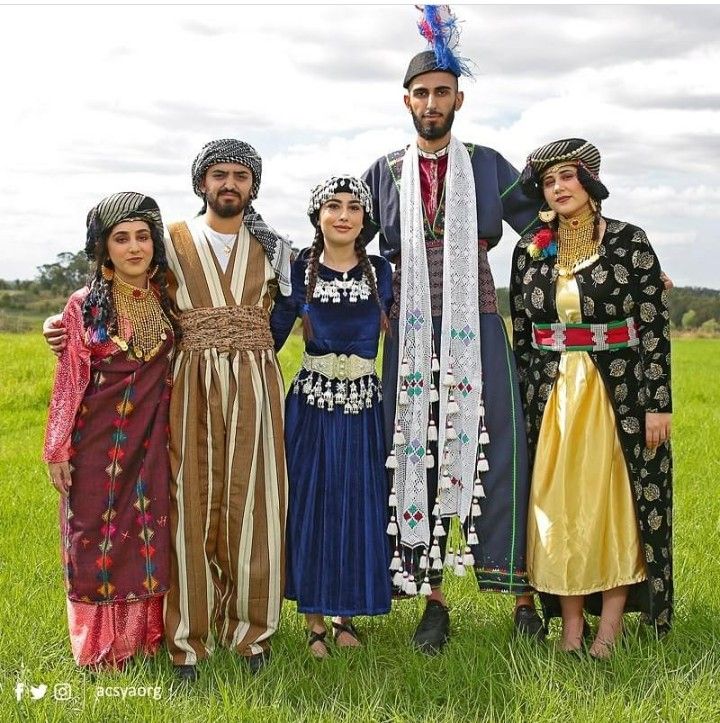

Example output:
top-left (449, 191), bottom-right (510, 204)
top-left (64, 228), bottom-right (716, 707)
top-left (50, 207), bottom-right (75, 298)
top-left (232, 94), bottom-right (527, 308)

top-left (332, 620), bottom-right (361, 647)
top-left (308, 628), bottom-right (331, 658)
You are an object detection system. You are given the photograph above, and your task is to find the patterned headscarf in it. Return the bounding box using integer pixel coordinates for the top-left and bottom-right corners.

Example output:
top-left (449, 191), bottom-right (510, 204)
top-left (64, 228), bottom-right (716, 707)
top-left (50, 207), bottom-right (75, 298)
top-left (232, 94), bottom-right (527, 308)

top-left (191, 138), bottom-right (262, 200)
top-left (85, 192), bottom-right (163, 260)
top-left (520, 138), bottom-right (609, 200)
top-left (307, 175), bottom-right (374, 230)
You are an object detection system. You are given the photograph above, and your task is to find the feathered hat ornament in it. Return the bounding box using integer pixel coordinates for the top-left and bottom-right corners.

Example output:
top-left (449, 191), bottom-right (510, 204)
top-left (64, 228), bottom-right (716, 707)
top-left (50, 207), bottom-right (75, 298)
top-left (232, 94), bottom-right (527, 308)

top-left (404, 5), bottom-right (473, 87)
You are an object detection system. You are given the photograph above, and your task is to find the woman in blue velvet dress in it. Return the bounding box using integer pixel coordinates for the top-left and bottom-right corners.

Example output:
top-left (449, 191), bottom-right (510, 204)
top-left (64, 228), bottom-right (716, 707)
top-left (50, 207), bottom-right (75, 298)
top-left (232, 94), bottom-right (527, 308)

top-left (271, 176), bottom-right (393, 658)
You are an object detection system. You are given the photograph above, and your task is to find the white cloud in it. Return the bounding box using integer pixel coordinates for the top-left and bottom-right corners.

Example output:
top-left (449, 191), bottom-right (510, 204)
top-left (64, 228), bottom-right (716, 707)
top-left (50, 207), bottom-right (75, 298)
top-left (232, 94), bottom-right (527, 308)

top-left (0, 4), bottom-right (718, 287)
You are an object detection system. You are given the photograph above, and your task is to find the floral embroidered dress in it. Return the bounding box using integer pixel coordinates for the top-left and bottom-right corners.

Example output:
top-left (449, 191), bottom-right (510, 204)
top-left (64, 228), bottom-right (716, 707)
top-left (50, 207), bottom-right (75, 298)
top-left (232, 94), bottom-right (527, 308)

top-left (270, 251), bottom-right (393, 615)
top-left (510, 219), bottom-right (673, 632)
top-left (44, 288), bottom-right (172, 666)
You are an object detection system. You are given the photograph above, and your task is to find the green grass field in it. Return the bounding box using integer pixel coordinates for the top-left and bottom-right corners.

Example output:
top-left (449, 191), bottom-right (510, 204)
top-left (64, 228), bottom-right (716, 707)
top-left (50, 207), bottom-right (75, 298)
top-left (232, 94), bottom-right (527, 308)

top-left (1, 333), bottom-right (718, 722)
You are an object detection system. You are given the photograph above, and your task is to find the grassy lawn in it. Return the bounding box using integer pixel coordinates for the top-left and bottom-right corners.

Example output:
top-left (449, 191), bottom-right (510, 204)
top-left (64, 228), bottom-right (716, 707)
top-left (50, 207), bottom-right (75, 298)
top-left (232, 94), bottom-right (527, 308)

top-left (0, 333), bottom-right (718, 722)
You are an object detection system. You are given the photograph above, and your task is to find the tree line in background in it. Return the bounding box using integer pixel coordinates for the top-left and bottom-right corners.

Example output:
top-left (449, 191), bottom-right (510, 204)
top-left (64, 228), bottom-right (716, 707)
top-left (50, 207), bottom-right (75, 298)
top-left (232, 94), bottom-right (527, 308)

top-left (1, 250), bottom-right (719, 335)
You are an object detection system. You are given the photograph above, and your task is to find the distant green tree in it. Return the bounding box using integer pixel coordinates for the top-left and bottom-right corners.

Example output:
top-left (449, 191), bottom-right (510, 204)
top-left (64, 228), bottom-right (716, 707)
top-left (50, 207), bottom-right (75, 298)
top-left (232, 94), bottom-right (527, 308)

top-left (681, 309), bottom-right (697, 329)
top-left (36, 251), bottom-right (91, 296)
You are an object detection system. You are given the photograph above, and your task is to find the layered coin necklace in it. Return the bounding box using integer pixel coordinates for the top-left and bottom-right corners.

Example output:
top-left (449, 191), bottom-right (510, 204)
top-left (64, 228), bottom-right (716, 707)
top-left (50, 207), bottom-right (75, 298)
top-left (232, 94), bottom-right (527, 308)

top-left (556, 206), bottom-right (599, 276)
top-left (111, 275), bottom-right (171, 360)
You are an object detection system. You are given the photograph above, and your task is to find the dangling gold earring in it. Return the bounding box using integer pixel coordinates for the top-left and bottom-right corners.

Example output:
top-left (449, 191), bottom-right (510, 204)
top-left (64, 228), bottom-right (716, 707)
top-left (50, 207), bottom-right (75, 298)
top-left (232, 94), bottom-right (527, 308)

top-left (101, 263), bottom-right (114, 282)
top-left (538, 207), bottom-right (557, 223)
top-left (148, 265), bottom-right (159, 280)
top-left (588, 198), bottom-right (598, 213)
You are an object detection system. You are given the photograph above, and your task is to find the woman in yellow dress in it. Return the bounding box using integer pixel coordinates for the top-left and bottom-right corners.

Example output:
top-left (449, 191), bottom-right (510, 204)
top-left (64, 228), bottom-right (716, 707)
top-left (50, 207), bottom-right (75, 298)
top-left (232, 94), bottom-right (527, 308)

top-left (510, 139), bottom-right (673, 658)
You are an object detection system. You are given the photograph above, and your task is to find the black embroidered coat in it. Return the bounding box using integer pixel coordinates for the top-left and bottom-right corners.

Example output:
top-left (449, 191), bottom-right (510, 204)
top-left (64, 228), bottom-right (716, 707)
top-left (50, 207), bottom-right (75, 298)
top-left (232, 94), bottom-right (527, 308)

top-left (509, 218), bottom-right (673, 632)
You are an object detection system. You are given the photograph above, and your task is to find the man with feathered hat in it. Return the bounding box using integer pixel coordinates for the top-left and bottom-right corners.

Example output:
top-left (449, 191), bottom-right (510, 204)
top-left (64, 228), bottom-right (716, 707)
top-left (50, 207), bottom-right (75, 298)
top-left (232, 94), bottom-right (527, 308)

top-left (362, 6), bottom-right (544, 653)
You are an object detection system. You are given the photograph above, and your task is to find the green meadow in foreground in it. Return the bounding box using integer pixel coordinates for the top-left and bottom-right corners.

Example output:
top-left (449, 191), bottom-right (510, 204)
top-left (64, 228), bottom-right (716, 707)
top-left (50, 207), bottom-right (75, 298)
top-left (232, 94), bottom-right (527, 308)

top-left (0, 334), bottom-right (718, 722)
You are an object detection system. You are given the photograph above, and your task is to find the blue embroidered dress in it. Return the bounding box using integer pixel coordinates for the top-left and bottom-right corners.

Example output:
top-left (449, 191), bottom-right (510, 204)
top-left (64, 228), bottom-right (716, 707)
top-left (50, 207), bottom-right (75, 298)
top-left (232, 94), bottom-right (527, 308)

top-left (271, 250), bottom-right (394, 615)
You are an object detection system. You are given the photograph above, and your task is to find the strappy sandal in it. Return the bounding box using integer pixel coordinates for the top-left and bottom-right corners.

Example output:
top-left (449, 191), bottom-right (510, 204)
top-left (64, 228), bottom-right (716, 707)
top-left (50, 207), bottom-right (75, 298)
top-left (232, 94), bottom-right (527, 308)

top-left (332, 619), bottom-right (361, 647)
top-left (307, 628), bottom-right (331, 659)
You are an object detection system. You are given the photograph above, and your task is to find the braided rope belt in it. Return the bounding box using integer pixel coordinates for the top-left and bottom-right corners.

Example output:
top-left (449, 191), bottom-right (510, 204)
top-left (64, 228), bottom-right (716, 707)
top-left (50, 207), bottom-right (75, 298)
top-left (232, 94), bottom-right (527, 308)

top-left (178, 305), bottom-right (274, 352)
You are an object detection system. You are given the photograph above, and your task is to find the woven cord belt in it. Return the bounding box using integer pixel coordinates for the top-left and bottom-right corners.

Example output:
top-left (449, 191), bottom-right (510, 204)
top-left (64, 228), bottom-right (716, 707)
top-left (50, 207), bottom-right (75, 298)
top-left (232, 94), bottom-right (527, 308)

top-left (532, 317), bottom-right (639, 352)
top-left (178, 305), bottom-right (274, 352)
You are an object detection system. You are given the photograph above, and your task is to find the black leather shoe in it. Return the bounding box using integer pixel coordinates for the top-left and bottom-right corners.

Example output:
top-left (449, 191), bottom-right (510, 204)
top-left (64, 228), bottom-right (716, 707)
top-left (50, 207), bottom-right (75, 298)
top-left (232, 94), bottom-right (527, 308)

top-left (411, 600), bottom-right (450, 654)
top-left (246, 650), bottom-right (271, 675)
top-left (513, 604), bottom-right (547, 641)
top-left (173, 664), bottom-right (199, 683)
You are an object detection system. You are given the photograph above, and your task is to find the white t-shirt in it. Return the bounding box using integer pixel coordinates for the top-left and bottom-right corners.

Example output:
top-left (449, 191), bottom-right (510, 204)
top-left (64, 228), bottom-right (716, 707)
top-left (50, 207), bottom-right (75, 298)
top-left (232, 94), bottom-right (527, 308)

top-left (202, 224), bottom-right (237, 273)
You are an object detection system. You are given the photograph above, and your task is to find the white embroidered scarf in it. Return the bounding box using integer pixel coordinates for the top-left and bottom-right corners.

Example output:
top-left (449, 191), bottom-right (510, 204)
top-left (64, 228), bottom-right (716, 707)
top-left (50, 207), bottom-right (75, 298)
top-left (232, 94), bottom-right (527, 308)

top-left (394, 136), bottom-right (485, 550)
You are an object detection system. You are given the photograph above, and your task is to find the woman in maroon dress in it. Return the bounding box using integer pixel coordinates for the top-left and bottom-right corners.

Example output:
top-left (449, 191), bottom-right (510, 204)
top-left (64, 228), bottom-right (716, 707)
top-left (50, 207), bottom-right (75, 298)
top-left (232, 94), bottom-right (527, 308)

top-left (44, 192), bottom-right (179, 668)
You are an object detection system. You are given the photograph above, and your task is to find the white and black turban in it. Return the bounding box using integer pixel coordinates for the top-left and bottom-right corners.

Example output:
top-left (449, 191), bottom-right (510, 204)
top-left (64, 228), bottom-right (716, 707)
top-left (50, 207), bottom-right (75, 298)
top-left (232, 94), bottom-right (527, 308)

top-left (520, 138), bottom-right (609, 201)
top-left (307, 175), bottom-right (374, 230)
top-left (191, 139), bottom-right (262, 200)
top-left (85, 192), bottom-right (163, 260)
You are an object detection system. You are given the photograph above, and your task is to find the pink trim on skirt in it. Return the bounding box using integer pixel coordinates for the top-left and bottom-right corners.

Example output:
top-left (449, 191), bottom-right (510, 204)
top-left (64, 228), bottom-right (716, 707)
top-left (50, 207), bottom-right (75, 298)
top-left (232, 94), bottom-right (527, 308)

top-left (67, 596), bottom-right (164, 667)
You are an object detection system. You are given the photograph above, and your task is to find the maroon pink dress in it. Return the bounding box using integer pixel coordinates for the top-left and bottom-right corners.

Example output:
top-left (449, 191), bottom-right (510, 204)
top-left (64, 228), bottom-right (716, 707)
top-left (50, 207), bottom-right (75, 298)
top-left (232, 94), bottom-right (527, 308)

top-left (44, 288), bottom-right (172, 667)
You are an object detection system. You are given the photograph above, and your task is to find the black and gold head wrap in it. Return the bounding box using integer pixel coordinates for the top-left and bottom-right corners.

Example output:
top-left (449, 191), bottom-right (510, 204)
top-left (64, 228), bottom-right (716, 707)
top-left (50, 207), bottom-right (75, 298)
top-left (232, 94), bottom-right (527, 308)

top-left (85, 191), bottom-right (164, 261)
top-left (520, 138), bottom-right (609, 201)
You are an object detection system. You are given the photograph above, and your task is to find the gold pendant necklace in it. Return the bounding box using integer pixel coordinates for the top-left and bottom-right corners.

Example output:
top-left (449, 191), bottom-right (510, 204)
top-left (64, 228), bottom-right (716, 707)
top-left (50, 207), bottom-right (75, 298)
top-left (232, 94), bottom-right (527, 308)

top-left (111, 275), bottom-right (171, 361)
top-left (556, 207), bottom-right (598, 276)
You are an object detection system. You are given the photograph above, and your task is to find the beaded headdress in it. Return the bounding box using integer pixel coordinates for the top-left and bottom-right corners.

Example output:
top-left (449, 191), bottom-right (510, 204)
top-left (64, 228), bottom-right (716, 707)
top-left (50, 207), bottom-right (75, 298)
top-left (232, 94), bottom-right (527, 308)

top-left (307, 175), bottom-right (374, 228)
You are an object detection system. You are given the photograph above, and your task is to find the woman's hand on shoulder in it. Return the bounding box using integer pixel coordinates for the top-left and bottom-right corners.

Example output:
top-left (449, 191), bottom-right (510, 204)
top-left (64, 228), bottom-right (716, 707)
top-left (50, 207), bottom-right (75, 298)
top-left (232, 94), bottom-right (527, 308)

top-left (645, 412), bottom-right (672, 449)
top-left (48, 461), bottom-right (72, 496)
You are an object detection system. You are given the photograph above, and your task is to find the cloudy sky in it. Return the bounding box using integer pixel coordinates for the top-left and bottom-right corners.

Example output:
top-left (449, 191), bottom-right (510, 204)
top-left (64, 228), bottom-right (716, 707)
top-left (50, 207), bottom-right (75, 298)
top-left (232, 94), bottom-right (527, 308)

top-left (1, 4), bottom-right (718, 288)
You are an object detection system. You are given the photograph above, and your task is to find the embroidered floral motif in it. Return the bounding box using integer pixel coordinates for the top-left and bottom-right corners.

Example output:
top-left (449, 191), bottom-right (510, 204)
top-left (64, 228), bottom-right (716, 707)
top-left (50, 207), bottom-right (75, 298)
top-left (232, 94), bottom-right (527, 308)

top-left (640, 302), bottom-right (656, 323)
top-left (621, 417), bottom-right (640, 434)
top-left (591, 266), bottom-right (608, 285)
top-left (614, 264), bottom-right (629, 284)
top-left (609, 358), bottom-right (628, 377)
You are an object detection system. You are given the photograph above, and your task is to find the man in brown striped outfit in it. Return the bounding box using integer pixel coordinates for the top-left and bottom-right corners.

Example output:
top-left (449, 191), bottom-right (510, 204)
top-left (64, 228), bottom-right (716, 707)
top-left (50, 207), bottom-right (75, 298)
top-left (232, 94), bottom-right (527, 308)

top-left (164, 139), bottom-right (292, 681)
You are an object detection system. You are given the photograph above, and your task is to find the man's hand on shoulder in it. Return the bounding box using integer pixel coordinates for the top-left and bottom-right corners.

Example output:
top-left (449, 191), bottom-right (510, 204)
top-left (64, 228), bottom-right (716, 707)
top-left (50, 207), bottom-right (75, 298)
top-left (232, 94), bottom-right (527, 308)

top-left (43, 314), bottom-right (67, 356)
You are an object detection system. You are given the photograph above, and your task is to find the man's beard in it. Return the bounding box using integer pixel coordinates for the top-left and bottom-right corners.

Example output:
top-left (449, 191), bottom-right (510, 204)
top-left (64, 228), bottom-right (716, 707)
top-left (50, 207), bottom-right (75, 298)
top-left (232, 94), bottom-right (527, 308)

top-left (412, 108), bottom-right (455, 141)
top-left (206, 190), bottom-right (249, 218)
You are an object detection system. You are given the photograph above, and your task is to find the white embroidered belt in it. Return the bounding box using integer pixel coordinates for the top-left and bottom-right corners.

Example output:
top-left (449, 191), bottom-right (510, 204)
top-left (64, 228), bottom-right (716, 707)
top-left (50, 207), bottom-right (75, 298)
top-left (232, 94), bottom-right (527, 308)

top-left (301, 352), bottom-right (376, 381)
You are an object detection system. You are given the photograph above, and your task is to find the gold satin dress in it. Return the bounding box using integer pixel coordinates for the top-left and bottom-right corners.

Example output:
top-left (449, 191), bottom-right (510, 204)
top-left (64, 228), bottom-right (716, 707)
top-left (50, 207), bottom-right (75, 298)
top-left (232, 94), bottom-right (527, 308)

top-left (527, 275), bottom-right (646, 595)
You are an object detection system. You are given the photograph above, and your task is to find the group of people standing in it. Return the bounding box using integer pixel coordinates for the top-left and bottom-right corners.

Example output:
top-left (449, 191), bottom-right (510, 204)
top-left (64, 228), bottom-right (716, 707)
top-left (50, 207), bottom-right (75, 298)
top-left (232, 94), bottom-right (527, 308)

top-left (42, 29), bottom-right (673, 678)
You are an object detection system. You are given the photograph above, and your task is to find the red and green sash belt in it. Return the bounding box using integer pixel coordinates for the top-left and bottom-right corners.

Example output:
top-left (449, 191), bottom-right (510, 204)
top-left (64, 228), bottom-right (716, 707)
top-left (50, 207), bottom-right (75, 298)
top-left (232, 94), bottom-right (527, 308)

top-left (531, 318), bottom-right (639, 352)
